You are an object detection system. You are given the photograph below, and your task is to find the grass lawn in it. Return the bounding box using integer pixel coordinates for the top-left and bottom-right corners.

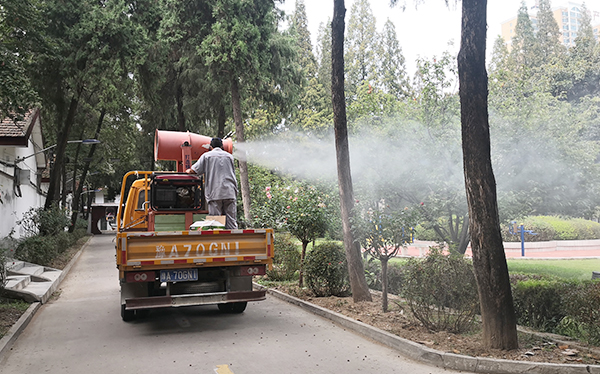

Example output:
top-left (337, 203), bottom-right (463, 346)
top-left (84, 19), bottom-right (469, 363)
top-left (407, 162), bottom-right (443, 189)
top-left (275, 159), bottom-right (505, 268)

top-left (506, 258), bottom-right (600, 280)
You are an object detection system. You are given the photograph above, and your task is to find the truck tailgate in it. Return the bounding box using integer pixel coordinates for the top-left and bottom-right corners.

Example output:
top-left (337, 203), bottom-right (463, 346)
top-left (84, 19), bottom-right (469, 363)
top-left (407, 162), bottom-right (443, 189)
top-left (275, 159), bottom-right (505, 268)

top-left (117, 229), bottom-right (273, 268)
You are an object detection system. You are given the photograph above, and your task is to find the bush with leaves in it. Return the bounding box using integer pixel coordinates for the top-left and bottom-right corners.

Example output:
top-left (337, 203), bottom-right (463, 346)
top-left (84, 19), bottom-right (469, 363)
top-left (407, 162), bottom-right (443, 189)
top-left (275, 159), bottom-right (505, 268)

top-left (511, 278), bottom-right (570, 332)
top-left (363, 258), bottom-right (405, 296)
top-left (267, 233), bottom-right (301, 281)
top-left (558, 280), bottom-right (600, 345)
top-left (352, 201), bottom-right (420, 311)
top-left (304, 241), bottom-right (350, 297)
top-left (12, 206), bottom-right (80, 266)
top-left (401, 246), bottom-right (479, 333)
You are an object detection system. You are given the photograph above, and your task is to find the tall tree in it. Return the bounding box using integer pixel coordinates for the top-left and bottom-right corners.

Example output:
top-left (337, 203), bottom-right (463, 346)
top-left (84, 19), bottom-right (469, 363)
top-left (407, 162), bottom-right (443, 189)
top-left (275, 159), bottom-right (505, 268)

top-left (200, 0), bottom-right (302, 223)
top-left (510, 2), bottom-right (540, 70)
top-left (378, 19), bottom-right (411, 99)
top-left (36, 0), bottom-right (145, 209)
top-left (290, 0), bottom-right (317, 79)
top-left (344, 0), bottom-right (378, 102)
top-left (458, 0), bottom-right (518, 349)
top-left (316, 21), bottom-right (333, 96)
top-left (536, 0), bottom-right (564, 61)
top-left (332, 0), bottom-right (372, 302)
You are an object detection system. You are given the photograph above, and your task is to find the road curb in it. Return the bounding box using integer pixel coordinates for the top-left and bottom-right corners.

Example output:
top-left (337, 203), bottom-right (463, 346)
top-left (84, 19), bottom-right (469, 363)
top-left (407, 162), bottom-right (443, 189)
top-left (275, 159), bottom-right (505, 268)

top-left (264, 287), bottom-right (600, 374)
top-left (0, 236), bottom-right (92, 361)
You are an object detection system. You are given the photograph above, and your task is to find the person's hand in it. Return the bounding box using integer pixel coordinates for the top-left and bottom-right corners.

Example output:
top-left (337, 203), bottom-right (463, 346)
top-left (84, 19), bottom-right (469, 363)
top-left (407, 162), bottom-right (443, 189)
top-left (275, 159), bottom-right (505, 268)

top-left (185, 168), bottom-right (195, 174)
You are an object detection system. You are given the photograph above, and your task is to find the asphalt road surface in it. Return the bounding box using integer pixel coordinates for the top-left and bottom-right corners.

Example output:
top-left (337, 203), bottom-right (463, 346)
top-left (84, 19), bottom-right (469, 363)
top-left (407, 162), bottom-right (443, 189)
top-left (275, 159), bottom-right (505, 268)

top-left (0, 235), bottom-right (472, 374)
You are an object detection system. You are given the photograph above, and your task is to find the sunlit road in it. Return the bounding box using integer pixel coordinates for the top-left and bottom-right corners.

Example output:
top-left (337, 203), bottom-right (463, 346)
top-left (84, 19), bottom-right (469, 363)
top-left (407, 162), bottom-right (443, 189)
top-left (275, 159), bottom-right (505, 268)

top-left (0, 235), bottom-right (471, 374)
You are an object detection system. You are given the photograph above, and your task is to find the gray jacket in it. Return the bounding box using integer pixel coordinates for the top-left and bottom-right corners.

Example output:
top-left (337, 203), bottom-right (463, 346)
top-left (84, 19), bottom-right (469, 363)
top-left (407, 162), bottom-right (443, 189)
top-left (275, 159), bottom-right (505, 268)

top-left (190, 148), bottom-right (238, 202)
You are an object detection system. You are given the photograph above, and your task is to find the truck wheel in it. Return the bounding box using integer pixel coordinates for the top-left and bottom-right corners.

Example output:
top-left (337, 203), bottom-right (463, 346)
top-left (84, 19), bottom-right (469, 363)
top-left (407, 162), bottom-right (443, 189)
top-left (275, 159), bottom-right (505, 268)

top-left (121, 304), bottom-right (135, 322)
top-left (218, 302), bottom-right (247, 313)
top-left (230, 302), bottom-right (247, 313)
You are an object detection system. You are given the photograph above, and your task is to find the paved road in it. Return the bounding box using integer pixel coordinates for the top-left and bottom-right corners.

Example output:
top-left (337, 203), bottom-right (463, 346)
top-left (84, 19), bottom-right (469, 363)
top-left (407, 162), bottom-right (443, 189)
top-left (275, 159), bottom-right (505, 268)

top-left (0, 235), bottom-right (471, 374)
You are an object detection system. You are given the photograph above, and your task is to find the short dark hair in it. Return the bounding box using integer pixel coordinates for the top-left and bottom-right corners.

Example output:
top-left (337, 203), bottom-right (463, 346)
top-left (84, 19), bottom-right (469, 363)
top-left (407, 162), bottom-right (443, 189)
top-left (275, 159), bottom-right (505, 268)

top-left (210, 137), bottom-right (223, 149)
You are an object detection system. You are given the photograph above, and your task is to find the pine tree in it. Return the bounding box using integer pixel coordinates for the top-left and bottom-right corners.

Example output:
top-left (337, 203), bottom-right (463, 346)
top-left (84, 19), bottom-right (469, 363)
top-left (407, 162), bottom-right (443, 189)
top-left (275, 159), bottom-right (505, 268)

top-left (571, 2), bottom-right (597, 59)
top-left (290, 0), bottom-right (317, 79)
top-left (345, 0), bottom-right (378, 102)
top-left (536, 0), bottom-right (564, 61)
top-left (510, 1), bottom-right (540, 69)
top-left (316, 21), bottom-right (332, 97)
top-left (378, 19), bottom-right (411, 99)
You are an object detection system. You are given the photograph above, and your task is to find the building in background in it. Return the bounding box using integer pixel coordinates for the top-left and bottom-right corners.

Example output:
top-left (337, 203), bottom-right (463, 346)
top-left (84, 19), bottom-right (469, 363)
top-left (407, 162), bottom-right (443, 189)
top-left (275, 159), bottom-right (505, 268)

top-left (501, 1), bottom-right (600, 49)
top-left (0, 109), bottom-right (49, 239)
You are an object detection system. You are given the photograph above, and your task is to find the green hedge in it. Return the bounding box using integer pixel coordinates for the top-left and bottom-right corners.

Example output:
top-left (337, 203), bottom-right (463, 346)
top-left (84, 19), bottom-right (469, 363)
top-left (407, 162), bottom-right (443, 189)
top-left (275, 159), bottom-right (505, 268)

top-left (502, 216), bottom-right (600, 242)
top-left (266, 232), bottom-right (301, 282)
top-left (510, 274), bottom-right (600, 345)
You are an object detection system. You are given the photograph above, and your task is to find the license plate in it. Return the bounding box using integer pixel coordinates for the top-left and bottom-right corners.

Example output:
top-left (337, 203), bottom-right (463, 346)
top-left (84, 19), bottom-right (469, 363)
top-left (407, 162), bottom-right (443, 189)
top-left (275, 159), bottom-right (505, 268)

top-left (160, 269), bottom-right (198, 282)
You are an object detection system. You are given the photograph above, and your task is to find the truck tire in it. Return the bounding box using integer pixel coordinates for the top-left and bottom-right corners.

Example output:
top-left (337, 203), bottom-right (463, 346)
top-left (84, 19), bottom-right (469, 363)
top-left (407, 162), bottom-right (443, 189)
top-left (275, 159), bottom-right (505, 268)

top-left (218, 302), bottom-right (247, 314)
top-left (121, 304), bottom-right (135, 322)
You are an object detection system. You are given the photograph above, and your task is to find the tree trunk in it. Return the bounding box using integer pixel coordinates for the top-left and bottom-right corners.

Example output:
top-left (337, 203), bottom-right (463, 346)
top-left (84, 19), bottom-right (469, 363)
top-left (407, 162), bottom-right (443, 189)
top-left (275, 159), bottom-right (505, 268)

top-left (331, 0), bottom-right (371, 303)
top-left (217, 103), bottom-right (226, 139)
top-left (45, 96), bottom-right (79, 210)
top-left (298, 240), bottom-right (308, 288)
top-left (69, 109), bottom-right (105, 233)
top-left (231, 78), bottom-right (252, 224)
top-left (176, 70), bottom-right (186, 132)
top-left (458, 0), bottom-right (518, 350)
top-left (381, 257), bottom-right (388, 312)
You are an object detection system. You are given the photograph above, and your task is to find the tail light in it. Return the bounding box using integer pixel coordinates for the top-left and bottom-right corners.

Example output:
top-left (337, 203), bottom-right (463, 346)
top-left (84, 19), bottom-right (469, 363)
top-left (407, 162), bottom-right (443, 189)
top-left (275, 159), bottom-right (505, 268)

top-left (126, 271), bottom-right (155, 283)
top-left (239, 265), bottom-right (266, 276)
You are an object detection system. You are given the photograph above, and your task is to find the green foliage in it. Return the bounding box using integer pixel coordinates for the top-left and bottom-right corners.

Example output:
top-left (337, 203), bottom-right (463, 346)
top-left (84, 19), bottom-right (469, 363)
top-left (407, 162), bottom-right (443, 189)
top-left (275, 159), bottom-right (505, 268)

top-left (352, 201), bottom-right (419, 260)
top-left (401, 246), bottom-right (479, 333)
top-left (507, 259), bottom-right (600, 281)
top-left (303, 241), bottom-right (349, 297)
top-left (363, 258), bottom-right (405, 295)
top-left (558, 280), bottom-right (600, 345)
top-left (12, 207), bottom-right (86, 266)
top-left (510, 275), bottom-right (600, 345)
top-left (501, 216), bottom-right (600, 242)
top-left (267, 233), bottom-right (301, 281)
top-left (511, 278), bottom-right (569, 332)
top-left (17, 206), bottom-right (70, 237)
top-left (252, 176), bottom-right (331, 246)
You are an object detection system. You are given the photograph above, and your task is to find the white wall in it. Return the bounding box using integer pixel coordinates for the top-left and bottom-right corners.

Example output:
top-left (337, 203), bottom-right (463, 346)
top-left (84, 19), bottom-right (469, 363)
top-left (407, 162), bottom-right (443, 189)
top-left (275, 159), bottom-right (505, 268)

top-left (0, 145), bottom-right (48, 239)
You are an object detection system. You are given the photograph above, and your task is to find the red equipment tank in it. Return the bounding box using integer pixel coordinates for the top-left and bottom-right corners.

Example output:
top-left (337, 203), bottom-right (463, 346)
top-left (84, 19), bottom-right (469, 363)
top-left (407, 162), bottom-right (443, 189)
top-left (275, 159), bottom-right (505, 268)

top-left (154, 129), bottom-right (234, 172)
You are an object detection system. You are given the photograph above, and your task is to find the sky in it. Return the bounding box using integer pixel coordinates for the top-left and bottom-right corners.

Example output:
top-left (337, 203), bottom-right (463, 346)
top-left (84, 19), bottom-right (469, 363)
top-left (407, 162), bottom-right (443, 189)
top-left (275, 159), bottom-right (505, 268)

top-left (278, 0), bottom-right (530, 74)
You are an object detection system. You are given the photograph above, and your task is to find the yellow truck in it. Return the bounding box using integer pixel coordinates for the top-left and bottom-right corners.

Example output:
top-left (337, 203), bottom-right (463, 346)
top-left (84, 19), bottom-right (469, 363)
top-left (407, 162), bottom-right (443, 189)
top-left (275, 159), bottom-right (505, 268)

top-left (115, 130), bottom-right (273, 321)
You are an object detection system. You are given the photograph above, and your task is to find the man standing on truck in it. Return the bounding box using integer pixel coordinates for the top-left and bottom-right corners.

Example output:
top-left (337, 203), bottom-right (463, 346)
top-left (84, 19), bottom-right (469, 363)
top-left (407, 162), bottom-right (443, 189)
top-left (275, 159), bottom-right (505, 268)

top-left (185, 137), bottom-right (238, 229)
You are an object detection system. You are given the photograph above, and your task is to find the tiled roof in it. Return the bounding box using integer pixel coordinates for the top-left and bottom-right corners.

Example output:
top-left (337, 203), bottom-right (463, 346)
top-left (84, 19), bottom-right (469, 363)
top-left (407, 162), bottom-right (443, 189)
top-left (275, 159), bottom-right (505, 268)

top-left (0, 109), bottom-right (39, 145)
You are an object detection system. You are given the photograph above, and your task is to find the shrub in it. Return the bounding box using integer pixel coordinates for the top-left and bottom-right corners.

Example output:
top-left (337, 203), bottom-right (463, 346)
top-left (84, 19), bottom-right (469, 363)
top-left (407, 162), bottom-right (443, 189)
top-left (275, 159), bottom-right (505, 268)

top-left (363, 259), bottom-right (405, 295)
top-left (267, 232), bottom-right (301, 281)
top-left (511, 278), bottom-right (570, 332)
top-left (0, 236), bottom-right (18, 288)
top-left (14, 235), bottom-right (59, 266)
top-left (12, 206), bottom-right (78, 266)
top-left (559, 280), bottom-right (600, 345)
top-left (401, 246), bottom-right (479, 333)
top-left (18, 206), bottom-right (70, 237)
top-left (303, 241), bottom-right (349, 297)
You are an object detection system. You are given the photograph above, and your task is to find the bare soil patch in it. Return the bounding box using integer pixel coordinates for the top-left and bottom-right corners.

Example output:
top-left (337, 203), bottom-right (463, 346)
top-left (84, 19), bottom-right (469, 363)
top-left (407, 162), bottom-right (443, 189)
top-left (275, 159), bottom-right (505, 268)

top-left (273, 284), bottom-right (600, 366)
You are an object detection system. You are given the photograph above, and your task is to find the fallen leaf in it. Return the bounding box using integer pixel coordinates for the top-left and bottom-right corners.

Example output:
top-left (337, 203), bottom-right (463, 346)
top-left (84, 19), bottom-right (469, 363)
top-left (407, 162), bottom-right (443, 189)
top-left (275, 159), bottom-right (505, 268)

top-left (561, 349), bottom-right (579, 356)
